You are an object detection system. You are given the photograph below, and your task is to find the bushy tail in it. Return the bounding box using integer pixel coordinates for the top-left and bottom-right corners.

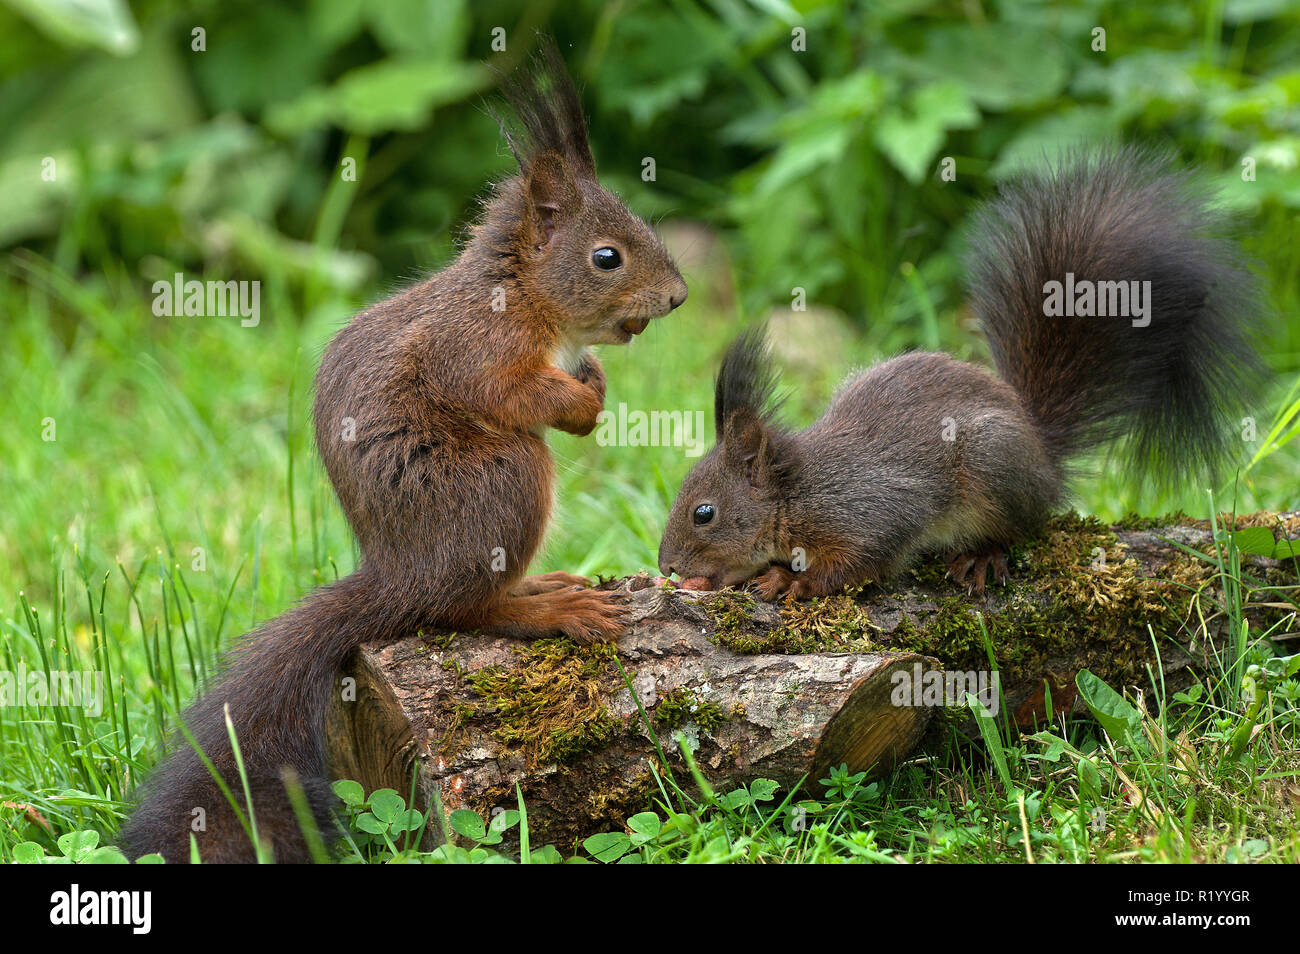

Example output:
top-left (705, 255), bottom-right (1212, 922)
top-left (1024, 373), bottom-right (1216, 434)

top-left (966, 146), bottom-right (1266, 484)
top-left (120, 568), bottom-right (410, 863)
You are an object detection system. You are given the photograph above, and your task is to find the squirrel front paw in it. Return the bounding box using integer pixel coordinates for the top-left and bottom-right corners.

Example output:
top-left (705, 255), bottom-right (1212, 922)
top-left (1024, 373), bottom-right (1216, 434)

top-left (752, 565), bottom-right (824, 601)
top-left (553, 386), bottom-right (604, 436)
top-left (753, 563), bottom-right (854, 601)
top-left (753, 565), bottom-right (796, 601)
top-left (574, 353), bottom-right (606, 403)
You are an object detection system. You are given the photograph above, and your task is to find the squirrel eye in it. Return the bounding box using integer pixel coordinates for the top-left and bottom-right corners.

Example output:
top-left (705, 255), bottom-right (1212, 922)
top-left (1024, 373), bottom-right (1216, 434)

top-left (592, 246), bottom-right (622, 271)
top-left (693, 504), bottom-right (715, 526)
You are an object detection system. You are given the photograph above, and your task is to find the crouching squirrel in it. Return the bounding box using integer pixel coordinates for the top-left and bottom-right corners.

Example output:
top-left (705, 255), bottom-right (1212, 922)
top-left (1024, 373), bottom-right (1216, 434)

top-left (658, 147), bottom-right (1263, 600)
top-left (121, 39), bottom-right (687, 863)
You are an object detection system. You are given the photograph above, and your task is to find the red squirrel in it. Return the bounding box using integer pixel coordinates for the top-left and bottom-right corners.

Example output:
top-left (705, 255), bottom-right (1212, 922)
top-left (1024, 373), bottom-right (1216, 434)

top-left (121, 39), bottom-right (687, 863)
top-left (659, 148), bottom-right (1263, 599)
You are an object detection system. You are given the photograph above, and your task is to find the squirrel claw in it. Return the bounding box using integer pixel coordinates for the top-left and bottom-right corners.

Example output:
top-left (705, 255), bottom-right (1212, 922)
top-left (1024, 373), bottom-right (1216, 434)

top-left (753, 565), bottom-right (796, 602)
top-left (946, 550), bottom-right (1010, 596)
top-left (752, 566), bottom-right (825, 602)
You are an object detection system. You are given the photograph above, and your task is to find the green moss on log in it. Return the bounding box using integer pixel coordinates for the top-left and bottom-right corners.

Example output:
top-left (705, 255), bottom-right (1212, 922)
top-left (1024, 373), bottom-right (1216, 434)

top-left (699, 512), bottom-right (1220, 690)
top-left (654, 687), bottom-right (727, 733)
top-left (466, 637), bottom-right (620, 764)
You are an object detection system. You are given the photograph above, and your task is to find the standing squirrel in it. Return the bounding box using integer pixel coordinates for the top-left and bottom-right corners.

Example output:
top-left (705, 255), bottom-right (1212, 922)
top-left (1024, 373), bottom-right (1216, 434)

top-left (121, 40), bottom-right (687, 863)
top-left (659, 147), bottom-right (1263, 599)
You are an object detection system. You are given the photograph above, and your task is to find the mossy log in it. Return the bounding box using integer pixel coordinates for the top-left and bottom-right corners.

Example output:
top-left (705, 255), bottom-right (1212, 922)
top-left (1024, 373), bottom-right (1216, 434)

top-left (324, 576), bottom-right (938, 851)
top-left (325, 512), bottom-right (1297, 850)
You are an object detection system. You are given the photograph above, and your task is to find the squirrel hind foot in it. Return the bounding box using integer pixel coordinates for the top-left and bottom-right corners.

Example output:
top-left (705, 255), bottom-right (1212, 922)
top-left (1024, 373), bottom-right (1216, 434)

top-left (553, 588), bottom-right (628, 645)
top-left (945, 549), bottom-right (1010, 596)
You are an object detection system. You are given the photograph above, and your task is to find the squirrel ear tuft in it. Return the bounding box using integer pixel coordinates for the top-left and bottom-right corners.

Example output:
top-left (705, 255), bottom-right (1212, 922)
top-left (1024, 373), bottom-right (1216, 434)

top-left (525, 153), bottom-right (580, 247)
top-left (714, 324), bottom-right (782, 435)
top-left (491, 35), bottom-right (597, 180)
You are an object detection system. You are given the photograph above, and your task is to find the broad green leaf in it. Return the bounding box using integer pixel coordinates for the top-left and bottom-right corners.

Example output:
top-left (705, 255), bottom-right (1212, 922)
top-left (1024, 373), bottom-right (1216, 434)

top-left (910, 24), bottom-right (1067, 111)
top-left (1029, 731), bottom-right (1069, 763)
top-left (332, 779), bottom-right (365, 806)
top-left (749, 779), bottom-right (780, 802)
top-left (389, 809), bottom-right (425, 834)
top-left (265, 58), bottom-right (487, 136)
top-left (448, 809), bottom-right (485, 841)
top-left (719, 788), bottom-right (751, 810)
top-left (876, 79), bottom-right (980, 180)
top-left (528, 845), bottom-right (564, 864)
top-left (583, 832), bottom-right (631, 863)
top-left (990, 107), bottom-right (1120, 179)
top-left (427, 844), bottom-right (473, 863)
top-left (367, 0), bottom-right (469, 57)
top-left (755, 124), bottom-right (852, 198)
top-left (1077, 757), bottom-right (1103, 803)
top-left (1230, 526), bottom-right (1277, 556)
top-left (368, 789), bottom-right (405, 823)
top-left (597, 16), bottom-right (722, 127)
top-left (1075, 669), bottom-right (1142, 743)
top-left (627, 812), bottom-right (662, 845)
top-left (1243, 837), bottom-right (1270, 857)
top-left (13, 842), bottom-right (44, 864)
top-left (84, 847), bottom-right (129, 864)
top-left (1270, 538), bottom-right (1298, 560)
top-left (966, 692), bottom-right (1013, 791)
top-left (57, 829), bottom-right (99, 857)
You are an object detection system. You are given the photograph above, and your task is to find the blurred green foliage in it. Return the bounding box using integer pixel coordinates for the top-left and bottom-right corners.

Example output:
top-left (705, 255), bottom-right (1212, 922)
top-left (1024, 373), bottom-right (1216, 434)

top-left (2, 0), bottom-right (1298, 356)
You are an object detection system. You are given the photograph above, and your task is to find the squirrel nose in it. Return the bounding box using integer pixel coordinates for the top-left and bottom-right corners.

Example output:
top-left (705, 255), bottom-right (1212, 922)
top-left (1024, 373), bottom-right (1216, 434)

top-left (668, 283), bottom-right (688, 311)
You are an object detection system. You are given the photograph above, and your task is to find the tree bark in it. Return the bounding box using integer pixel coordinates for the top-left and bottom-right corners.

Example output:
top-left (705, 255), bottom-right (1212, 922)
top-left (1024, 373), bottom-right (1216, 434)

top-left (325, 513), bottom-right (1297, 850)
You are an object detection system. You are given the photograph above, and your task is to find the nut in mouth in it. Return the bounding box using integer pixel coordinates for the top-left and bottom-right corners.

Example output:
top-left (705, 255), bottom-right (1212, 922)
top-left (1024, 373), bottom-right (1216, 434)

top-left (620, 316), bottom-right (650, 337)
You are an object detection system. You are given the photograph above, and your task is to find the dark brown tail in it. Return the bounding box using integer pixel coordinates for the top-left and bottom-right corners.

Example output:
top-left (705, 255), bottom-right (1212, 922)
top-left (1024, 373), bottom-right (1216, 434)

top-left (119, 568), bottom-right (416, 862)
top-left (967, 146), bottom-right (1266, 485)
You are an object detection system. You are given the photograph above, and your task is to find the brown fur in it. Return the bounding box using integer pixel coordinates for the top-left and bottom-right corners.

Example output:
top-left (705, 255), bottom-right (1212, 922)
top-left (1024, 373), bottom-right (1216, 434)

top-left (120, 38), bottom-right (687, 863)
top-left (660, 148), bottom-right (1263, 598)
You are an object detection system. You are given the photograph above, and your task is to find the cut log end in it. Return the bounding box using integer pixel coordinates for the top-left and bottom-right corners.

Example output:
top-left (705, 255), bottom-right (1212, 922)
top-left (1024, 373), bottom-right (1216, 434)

top-left (812, 657), bottom-right (934, 782)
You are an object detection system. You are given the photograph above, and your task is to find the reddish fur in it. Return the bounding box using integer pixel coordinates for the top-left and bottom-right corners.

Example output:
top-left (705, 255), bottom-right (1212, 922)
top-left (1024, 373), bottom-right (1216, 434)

top-left (120, 38), bottom-right (686, 863)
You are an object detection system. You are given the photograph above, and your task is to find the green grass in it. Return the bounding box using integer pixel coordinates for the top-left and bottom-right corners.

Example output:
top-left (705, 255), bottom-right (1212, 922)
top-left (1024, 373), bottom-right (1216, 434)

top-left (1, 221), bottom-right (1297, 863)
